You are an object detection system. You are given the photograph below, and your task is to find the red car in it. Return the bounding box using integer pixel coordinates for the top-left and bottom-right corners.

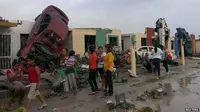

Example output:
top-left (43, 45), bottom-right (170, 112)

top-left (18, 5), bottom-right (69, 72)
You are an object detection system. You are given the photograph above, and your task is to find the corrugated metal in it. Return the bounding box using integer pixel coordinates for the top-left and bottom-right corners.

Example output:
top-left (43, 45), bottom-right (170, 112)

top-left (0, 34), bottom-right (11, 69)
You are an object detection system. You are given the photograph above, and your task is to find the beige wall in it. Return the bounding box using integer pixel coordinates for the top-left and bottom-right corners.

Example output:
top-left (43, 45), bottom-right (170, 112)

top-left (106, 29), bottom-right (121, 50)
top-left (196, 40), bottom-right (200, 53)
top-left (167, 37), bottom-right (174, 52)
top-left (135, 33), bottom-right (146, 49)
top-left (72, 29), bottom-right (96, 55)
top-left (122, 33), bottom-right (174, 52)
top-left (72, 28), bottom-right (121, 56)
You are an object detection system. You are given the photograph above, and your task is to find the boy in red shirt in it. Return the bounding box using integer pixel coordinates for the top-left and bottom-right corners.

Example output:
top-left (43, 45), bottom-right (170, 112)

top-left (25, 54), bottom-right (47, 111)
top-left (88, 45), bottom-right (99, 95)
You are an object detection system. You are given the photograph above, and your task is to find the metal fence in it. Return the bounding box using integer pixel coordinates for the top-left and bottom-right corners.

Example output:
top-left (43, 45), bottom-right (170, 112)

top-left (0, 34), bottom-right (11, 69)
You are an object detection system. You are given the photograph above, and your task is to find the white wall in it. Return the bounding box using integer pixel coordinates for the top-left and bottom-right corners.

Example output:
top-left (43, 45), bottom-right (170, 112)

top-left (0, 20), bottom-right (34, 61)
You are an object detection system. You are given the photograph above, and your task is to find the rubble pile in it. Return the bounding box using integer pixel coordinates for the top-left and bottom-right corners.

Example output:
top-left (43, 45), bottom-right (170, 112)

top-left (136, 88), bottom-right (167, 101)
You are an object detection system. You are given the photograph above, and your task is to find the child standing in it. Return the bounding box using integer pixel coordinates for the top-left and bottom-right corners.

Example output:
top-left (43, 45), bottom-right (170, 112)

top-left (25, 54), bottom-right (47, 111)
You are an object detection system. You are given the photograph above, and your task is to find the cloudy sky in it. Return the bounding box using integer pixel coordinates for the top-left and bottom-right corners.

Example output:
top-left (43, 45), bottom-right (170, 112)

top-left (0, 0), bottom-right (200, 37)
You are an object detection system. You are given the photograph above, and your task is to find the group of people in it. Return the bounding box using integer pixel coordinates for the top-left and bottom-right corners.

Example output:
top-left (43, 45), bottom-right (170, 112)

top-left (6, 54), bottom-right (47, 112)
top-left (5, 43), bottom-right (115, 111)
top-left (142, 44), bottom-right (172, 79)
top-left (56, 44), bottom-right (115, 99)
top-left (88, 44), bottom-right (114, 96)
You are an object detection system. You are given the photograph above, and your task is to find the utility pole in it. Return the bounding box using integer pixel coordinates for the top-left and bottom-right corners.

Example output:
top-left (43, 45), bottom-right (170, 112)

top-left (180, 39), bottom-right (185, 65)
top-left (129, 33), bottom-right (138, 77)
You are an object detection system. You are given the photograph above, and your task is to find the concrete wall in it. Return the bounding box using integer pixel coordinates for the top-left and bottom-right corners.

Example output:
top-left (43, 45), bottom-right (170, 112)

top-left (122, 33), bottom-right (149, 50)
top-left (106, 29), bottom-right (121, 50)
top-left (122, 33), bottom-right (174, 52)
top-left (121, 35), bottom-right (130, 51)
top-left (196, 40), bottom-right (200, 53)
top-left (72, 28), bottom-right (121, 56)
top-left (0, 21), bottom-right (34, 66)
top-left (9, 21), bottom-right (35, 60)
top-left (72, 28), bottom-right (96, 55)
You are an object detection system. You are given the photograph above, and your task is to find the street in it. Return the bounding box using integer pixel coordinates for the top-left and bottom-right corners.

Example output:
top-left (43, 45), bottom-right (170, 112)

top-left (27, 59), bottom-right (200, 112)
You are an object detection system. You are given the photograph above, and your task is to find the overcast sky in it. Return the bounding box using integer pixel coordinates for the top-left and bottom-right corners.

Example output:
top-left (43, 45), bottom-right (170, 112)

top-left (0, 0), bottom-right (200, 37)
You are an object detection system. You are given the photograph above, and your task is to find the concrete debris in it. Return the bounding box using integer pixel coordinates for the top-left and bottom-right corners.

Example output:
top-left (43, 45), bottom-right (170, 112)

top-left (163, 83), bottom-right (173, 96)
top-left (106, 100), bottom-right (116, 110)
top-left (121, 77), bottom-right (128, 83)
top-left (53, 108), bottom-right (60, 111)
top-left (136, 107), bottom-right (154, 112)
top-left (136, 88), bottom-right (167, 101)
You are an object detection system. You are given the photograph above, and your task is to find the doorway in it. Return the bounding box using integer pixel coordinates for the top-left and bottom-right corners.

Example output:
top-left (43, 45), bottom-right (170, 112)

top-left (109, 36), bottom-right (118, 46)
top-left (84, 35), bottom-right (96, 52)
top-left (20, 34), bottom-right (29, 49)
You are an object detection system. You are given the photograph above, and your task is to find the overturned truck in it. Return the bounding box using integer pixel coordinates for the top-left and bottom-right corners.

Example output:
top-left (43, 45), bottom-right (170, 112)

top-left (17, 5), bottom-right (69, 73)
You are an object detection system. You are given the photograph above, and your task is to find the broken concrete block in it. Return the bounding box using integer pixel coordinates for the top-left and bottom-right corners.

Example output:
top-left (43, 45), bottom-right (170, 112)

top-left (115, 94), bottom-right (120, 104)
top-left (163, 83), bottom-right (173, 96)
top-left (119, 93), bottom-right (126, 104)
top-left (115, 73), bottom-right (121, 83)
top-left (106, 100), bottom-right (116, 110)
top-left (121, 77), bottom-right (128, 83)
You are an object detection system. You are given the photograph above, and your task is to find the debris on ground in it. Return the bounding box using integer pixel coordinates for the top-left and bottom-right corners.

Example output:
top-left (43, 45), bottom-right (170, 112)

top-left (128, 89), bottom-right (136, 94)
top-left (121, 77), bottom-right (128, 83)
top-left (53, 108), bottom-right (60, 111)
top-left (128, 70), bottom-right (139, 78)
top-left (106, 100), bottom-right (116, 110)
top-left (136, 107), bottom-right (154, 112)
top-left (136, 88), bottom-right (167, 101)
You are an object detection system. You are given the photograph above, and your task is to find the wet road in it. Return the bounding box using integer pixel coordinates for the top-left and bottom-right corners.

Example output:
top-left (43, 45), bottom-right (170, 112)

top-left (134, 72), bottom-right (200, 112)
top-left (27, 59), bottom-right (200, 112)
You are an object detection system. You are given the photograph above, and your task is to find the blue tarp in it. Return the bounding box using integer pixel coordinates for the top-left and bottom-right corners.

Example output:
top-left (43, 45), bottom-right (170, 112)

top-left (174, 37), bottom-right (179, 56)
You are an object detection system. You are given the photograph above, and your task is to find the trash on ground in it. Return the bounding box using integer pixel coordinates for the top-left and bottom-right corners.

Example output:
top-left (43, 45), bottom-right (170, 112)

top-left (136, 107), bottom-right (154, 112)
top-left (136, 88), bottom-right (168, 101)
top-left (106, 100), bottom-right (116, 110)
top-left (53, 108), bottom-right (60, 111)
top-left (128, 70), bottom-right (139, 78)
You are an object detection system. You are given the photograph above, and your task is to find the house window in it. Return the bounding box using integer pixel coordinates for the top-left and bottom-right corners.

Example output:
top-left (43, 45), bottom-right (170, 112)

top-left (84, 35), bottom-right (96, 52)
top-left (0, 34), bottom-right (11, 69)
top-left (121, 40), bottom-right (124, 51)
top-left (20, 34), bottom-right (29, 49)
top-left (141, 38), bottom-right (146, 46)
top-left (109, 37), bottom-right (118, 46)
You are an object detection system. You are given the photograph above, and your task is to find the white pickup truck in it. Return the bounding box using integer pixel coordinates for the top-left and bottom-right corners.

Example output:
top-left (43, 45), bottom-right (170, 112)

top-left (136, 46), bottom-right (177, 60)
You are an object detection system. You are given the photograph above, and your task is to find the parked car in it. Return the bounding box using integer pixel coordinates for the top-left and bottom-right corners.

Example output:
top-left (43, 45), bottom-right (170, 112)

top-left (136, 46), bottom-right (177, 60)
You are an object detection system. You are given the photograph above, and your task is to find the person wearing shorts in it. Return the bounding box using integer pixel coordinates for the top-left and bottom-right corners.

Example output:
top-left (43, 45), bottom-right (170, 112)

top-left (26, 54), bottom-right (47, 111)
top-left (97, 46), bottom-right (107, 91)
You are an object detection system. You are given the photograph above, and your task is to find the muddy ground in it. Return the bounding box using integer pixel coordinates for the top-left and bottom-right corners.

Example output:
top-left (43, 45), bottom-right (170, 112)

top-left (5, 58), bottom-right (200, 112)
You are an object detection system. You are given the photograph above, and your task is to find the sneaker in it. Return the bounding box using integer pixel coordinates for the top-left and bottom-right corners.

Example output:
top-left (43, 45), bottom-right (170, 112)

top-left (157, 76), bottom-right (160, 79)
top-left (38, 104), bottom-right (48, 110)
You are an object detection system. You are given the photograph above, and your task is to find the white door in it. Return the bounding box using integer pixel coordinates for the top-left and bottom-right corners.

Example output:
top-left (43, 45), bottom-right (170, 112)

top-left (0, 34), bottom-right (12, 70)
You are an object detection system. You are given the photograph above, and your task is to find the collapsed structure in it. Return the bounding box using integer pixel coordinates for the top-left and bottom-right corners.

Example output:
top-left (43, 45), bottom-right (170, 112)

top-left (175, 28), bottom-right (192, 56)
top-left (17, 5), bottom-right (69, 72)
top-left (154, 18), bottom-right (170, 47)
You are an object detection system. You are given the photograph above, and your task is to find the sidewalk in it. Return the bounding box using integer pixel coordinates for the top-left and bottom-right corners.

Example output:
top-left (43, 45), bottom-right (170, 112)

top-left (27, 59), bottom-right (200, 112)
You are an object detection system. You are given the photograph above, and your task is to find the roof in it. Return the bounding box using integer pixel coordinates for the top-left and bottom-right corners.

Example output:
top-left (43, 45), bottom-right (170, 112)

top-left (0, 21), bottom-right (17, 27)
